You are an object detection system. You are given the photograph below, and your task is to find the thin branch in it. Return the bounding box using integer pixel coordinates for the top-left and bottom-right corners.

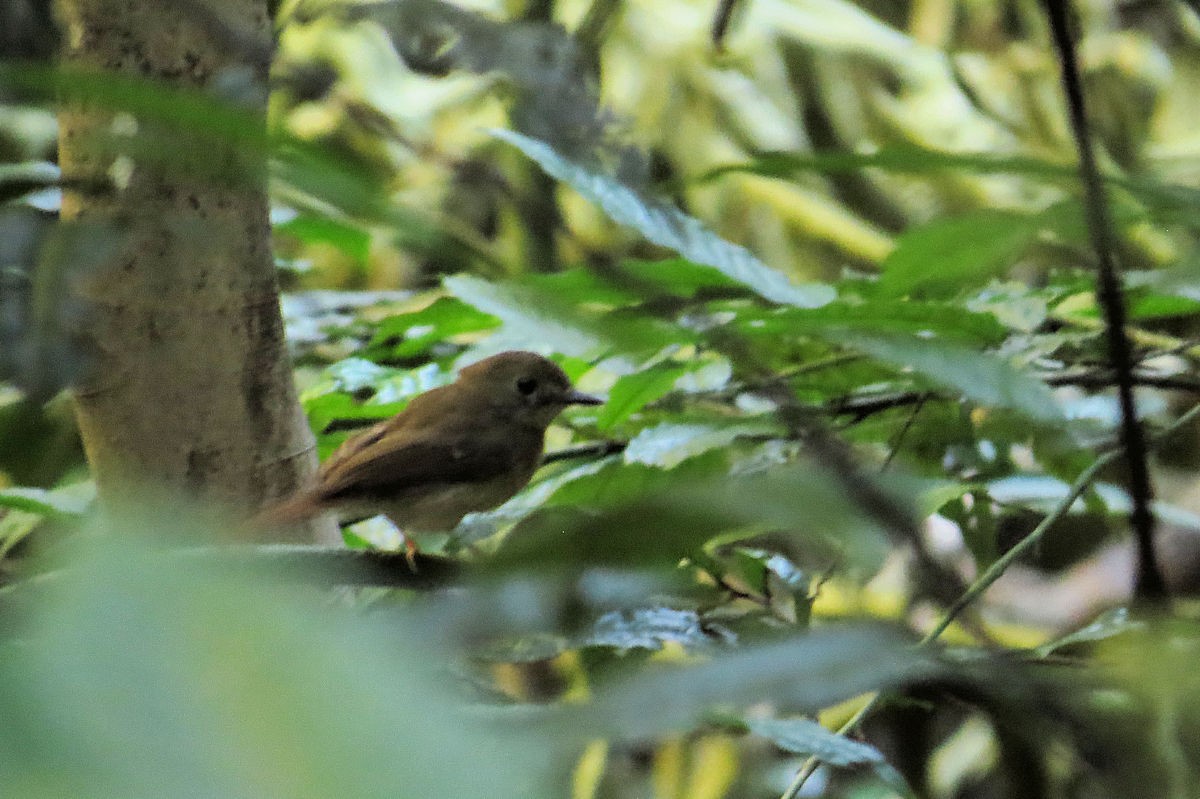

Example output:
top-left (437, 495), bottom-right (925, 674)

top-left (924, 454), bottom-right (1115, 644)
top-left (175, 544), bottom-right (462, 588)
top-left (780, 693), bottom-right (882, 799)
top-left (780, 399), bottom-right (1200, 797)
top-left (761, 383), bottom-right (923, 545)
top-left (1044, 370), bottom-right (1200, 393)
top-left (540, 440), bottom-right (627, 464)
top-left (1043, 0), bottom-right (1166, 601)
top-left (710, 0), bottom-right (742, 51)
top-left (923, 399), bottom-right (1200, 642)
top-left (880, 396), bottom-right (925, 471)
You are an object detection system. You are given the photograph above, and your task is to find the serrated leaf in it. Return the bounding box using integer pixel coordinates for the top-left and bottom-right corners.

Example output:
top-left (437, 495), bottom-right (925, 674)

top-left (744, 717), bottom-right (884, 766)
top-left (849, 333), bottom-right (1064, 423)
top-left (623, 421), bottom-right (777, 469)
top-left (491, 129), bottom-right (834, 308)
top-left (597, 363), bottom-right (691, 431)
top-left (879, 210), bottom-right (1041, 298)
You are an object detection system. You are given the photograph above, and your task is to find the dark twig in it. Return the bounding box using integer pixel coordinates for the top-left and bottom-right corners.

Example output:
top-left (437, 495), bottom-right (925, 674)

top-left (880, 395), bottom-right (925, 471)
top-left (174, 544), bottom-right (462, 588)
top-left (759, 383), bottom-right (923, 545)
top-left (541, 440), bottom-right (628, 464)
top-left (1043, 0), bottom-right (1166, 601)
top-left (710, 0), bottom-right (742, 50)
top-left (1045, 370), bottom-right (1200, 393)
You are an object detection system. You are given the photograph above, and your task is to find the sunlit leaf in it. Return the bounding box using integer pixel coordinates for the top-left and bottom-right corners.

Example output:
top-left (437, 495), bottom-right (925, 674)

top-left (445, 273), bottom-right (683, 358)
top-left (491, 129), bottom-right (835, 308)
top-left (303, 391), bottom-right (406, 437)
top-left (582, 607), bottom-right (716, 652)
top-left (367, 297), bottom-right (501, 359)
top-left (597, 364), bottom-right (692, 431)
top-left (623, 421), bottom-right (778, 469)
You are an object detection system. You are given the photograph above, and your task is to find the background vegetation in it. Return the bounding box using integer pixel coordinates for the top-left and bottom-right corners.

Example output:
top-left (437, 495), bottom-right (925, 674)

top-left (3, 0), bottom-right (1200, 796)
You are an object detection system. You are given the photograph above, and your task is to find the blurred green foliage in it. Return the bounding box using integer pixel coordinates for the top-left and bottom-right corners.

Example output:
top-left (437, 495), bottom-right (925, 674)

top-left (4, 0), bottom-right (1200, 797)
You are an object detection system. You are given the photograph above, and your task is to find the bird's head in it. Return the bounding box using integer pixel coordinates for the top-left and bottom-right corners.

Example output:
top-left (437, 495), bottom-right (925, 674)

top-left (459, 351), bottom-right (602, 430)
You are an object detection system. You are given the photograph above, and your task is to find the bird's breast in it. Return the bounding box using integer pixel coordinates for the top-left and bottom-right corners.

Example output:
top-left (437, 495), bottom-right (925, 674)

top-left (380, 465), bottom-right (537, 532)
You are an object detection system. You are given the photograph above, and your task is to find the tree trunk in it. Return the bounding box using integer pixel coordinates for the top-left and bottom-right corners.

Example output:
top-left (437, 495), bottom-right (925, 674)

top-left (56, 0), bottom-right (337, 543)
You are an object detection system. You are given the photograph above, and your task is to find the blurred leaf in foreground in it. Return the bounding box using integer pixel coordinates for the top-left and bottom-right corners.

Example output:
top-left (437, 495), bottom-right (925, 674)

top-left (0, 516), bottom-right (550, 799)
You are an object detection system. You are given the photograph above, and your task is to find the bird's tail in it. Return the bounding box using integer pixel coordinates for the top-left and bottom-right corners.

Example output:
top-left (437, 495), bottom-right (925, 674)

top-left (247, 490), bottom-right (324, 532)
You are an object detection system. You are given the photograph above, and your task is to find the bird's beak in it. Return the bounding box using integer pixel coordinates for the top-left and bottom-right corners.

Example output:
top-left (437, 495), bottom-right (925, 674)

top-left (563, 389), bottom-right (603, 406)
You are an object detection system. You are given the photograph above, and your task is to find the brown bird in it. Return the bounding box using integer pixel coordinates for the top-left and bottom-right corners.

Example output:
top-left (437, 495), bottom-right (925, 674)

top-left (253, 351), bottom-right (602, 555)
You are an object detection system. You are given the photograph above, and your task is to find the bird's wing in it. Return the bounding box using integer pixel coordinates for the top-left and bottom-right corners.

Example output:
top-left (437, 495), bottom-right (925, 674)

top-left (316, 430), bottom-right (525, 503)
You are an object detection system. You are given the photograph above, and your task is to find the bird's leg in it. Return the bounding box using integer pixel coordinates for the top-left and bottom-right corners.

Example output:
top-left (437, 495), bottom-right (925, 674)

top-left (402, 532), bottom-right (419, 572)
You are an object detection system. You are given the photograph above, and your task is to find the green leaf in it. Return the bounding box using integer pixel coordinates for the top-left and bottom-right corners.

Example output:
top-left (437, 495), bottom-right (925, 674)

top-left (367, 297), bottom-right (500, 359)
top-left (597, 364), bottom-right (691, 431)
top-left (879, 210), bottom-right (1041, 298)
top-left (737, 299), bottom-right (1008, 346)
top-left (0, 522), bottom-right (550, 798)
top-left (617, 258), bottom-right (745, 296)
top-left (622, 421), bottom-right (778, 469)
top-left (274, 214), bottom-right (371, 267)
top-left (744, 717), bottom-right (885, 766)
top-left (1032, 607), bottom-right (1144, 659)
top-left (491, 129), bottom-right (835, 308)
top-left (303, 392), bottom-right (406, 436)
top-left (911, 480), bottom-right (976, 518)
top-left (449, 458), bottom-right (616, 548)
top-left (492, 458), bottom-right (894, 574)
top-left (0, 487), bottom-right (88, 517)
top-left (1127, 292), bottom-right (1200, 320)
top-left (848, 333), bottom-right (1064, 423)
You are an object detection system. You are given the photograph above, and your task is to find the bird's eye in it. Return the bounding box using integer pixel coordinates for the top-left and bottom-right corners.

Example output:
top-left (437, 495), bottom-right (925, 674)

top-left (516, 376), bottom-right (538, 395)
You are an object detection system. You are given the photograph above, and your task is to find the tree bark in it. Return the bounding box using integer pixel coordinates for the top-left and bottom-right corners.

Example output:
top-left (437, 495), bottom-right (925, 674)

top-left (56, 0), bottom-right (337, 543)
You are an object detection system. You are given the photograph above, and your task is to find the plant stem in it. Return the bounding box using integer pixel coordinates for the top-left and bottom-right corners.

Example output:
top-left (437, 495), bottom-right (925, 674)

top-left (1042, 0), bottom-right (1167, 600)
